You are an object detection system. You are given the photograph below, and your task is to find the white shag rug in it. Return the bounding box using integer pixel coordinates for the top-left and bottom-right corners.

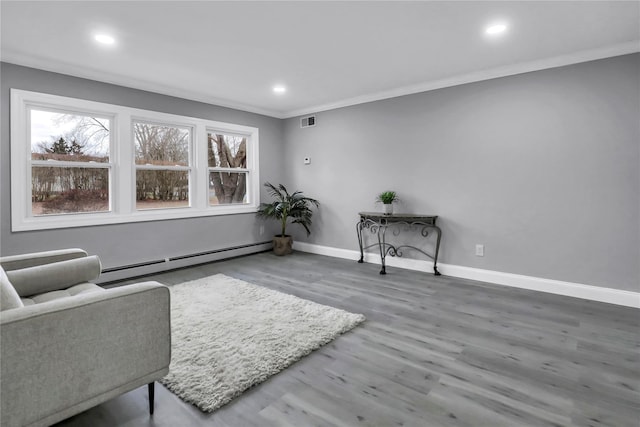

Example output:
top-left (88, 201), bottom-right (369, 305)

top-left (160, 274), bottom-right (365, 412)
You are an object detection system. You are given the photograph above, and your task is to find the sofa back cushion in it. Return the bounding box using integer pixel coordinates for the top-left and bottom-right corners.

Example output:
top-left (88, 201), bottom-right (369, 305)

top-left (5, 255), bottom-right (102, 297)
top-left (0, 266), bottom-right (24, 311)
top-left (0, 248), bottom-right (87, 271)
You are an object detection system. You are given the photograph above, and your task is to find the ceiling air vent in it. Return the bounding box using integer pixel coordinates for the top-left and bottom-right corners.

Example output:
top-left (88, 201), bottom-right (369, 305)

top-left (300, 115), bottom-right (316, 128)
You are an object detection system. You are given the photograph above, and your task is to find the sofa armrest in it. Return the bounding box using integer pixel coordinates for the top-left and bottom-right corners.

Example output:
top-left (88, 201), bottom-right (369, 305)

top-left (0, 281), bottom-right (171, 427)
top-left (0, 248), bottom-right (87, 272)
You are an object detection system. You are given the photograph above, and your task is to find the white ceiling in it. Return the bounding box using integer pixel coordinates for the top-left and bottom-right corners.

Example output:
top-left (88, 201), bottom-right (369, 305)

top-left (2, 1), bottom-right (639, 118)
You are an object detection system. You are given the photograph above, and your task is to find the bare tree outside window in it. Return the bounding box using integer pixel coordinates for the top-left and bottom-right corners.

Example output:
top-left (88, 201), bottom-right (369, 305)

top-left (134, 123), bottom-right (189, 166)
top-left (134, 122), bottom-right (190, 210)
top-left (208, 133), bottom-right (248, 205)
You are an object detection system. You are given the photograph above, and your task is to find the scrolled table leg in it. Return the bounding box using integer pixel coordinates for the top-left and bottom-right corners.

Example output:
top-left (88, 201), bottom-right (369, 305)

top-left (377, 223), bottom-right (388, 274)
top-left (432, 225), bottom-right (442, 276)
top-left (356, 220), bottom-right (364, 263)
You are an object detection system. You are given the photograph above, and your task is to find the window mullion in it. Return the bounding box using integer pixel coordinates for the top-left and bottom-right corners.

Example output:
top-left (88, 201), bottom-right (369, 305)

top-left (118, 112), bottom-right (133, 214)
top-left (193, 124), bottom-right (207, 210)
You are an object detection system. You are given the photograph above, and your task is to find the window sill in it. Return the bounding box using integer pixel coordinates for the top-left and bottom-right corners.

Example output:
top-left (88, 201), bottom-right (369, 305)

top-left (11, 205), bottom-right (258, 232)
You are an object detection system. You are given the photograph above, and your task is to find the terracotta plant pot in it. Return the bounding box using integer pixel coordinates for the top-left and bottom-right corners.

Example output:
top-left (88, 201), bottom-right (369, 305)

top-left (273, 235), bottom-right (293, 256)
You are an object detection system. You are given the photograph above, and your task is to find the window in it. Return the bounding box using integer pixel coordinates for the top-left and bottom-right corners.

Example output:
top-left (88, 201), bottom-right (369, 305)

top-left (134, 121), bottom-right (191, 210)
top-left (30, 109), bottom-right (112, 216)
top-left (207, 132), bottom-right (249, 206)
top-left (11, 89), bottom-right (260, 231)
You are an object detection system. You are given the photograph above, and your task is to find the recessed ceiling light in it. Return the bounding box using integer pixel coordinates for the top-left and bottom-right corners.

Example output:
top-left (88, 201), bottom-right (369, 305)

top-left (485, 23), bottom-right (507, 35)
top-left (94, 34), bottom-right (115, 45)
top-left (273, 86), bottom-right (286, 94)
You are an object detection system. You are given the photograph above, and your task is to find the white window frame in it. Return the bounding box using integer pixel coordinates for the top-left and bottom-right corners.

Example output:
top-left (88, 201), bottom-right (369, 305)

top-left (10, 89), bottom-right (260, 232)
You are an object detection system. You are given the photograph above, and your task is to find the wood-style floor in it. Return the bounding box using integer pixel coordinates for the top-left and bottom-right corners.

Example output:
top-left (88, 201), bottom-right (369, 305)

top-left (56, 251), bottom-right (639, 427)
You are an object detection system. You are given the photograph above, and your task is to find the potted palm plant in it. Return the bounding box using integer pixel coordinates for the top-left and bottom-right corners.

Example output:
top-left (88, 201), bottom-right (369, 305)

top-left (376, 190), bottom-right (398, 215)
top-left (257, 182), bottom-right (320, 255)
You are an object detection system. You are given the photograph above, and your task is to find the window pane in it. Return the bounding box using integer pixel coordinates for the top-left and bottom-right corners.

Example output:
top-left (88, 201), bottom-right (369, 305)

top-left (209, 171), bottom-right (247, 205)
top-left (31, 167), bottom-right (109, 215)
top-left (136, 170), bottom-right (189, 210)
top-left (134, 122), bottom-right (190, 166)
top-left (31, 110), bottom-right (110, 163)
top-left (207, 133), bottom-right (247, 168)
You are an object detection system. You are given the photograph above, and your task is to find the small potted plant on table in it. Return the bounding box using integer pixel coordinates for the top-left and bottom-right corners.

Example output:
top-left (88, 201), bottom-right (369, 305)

top-left (257, 182), bottom-right (320, 255)
top-left (376, 190), bottom-right (398, 215)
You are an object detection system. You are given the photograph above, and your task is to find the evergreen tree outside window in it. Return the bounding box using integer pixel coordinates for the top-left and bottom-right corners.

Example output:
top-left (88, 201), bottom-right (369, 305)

top-left (30, 109), bottom-right (111, 216)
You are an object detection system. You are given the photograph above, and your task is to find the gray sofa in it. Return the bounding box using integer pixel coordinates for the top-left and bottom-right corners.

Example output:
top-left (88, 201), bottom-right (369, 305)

top-left (0, 249), bottom-right (171, 427)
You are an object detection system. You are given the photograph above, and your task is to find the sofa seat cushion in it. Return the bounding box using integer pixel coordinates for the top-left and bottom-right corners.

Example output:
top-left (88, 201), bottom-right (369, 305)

top-left (20, 282), bottom-right (105, 305)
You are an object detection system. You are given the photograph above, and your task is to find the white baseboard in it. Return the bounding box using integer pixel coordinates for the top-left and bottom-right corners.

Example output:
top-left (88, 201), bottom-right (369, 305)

top-left (293, 241), bottom-right (640, 309)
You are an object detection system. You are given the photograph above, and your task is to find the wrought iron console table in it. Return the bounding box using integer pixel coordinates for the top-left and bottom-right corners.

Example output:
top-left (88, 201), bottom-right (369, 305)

top-left (356, 212), bottom-right (442, 276)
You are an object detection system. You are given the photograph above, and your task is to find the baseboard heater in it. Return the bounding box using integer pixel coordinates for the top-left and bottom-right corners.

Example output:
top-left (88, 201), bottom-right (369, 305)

top-left (101, 241), bottom-right (272, 273)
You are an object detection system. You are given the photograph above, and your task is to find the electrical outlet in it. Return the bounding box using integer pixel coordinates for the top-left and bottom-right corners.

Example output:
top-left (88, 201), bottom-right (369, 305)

top-left (259, 225), bottom-right (265, 235)
top-left (475, 244), bottom-right (484, 257)
top-left (304, 157), bottom-right (311, 165)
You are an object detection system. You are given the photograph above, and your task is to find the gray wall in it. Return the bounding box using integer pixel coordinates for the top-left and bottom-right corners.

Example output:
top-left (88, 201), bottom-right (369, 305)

top-left (0, 63), bottom-right (285, 268)
top-left (3, 56), bottom-right (639, 291)
top-left (284, 54), bottom-right (640, 292)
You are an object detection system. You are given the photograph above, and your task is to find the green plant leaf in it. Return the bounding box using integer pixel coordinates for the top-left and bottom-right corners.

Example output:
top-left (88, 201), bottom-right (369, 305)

top-left (256, 182), bottom-right (319, 236)
top-left (376, 190), bottom-right (398, 204)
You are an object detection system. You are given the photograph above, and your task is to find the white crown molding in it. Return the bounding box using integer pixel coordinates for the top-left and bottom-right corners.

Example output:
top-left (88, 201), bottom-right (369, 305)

top-left (0, 49), bottom-right (286, 119)
top-left (3, 41), bottom-right (638, 120)
top-left (282, 41), bottom-right (640, 118)
top-left (293, 241), bottom-right (640, 309)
